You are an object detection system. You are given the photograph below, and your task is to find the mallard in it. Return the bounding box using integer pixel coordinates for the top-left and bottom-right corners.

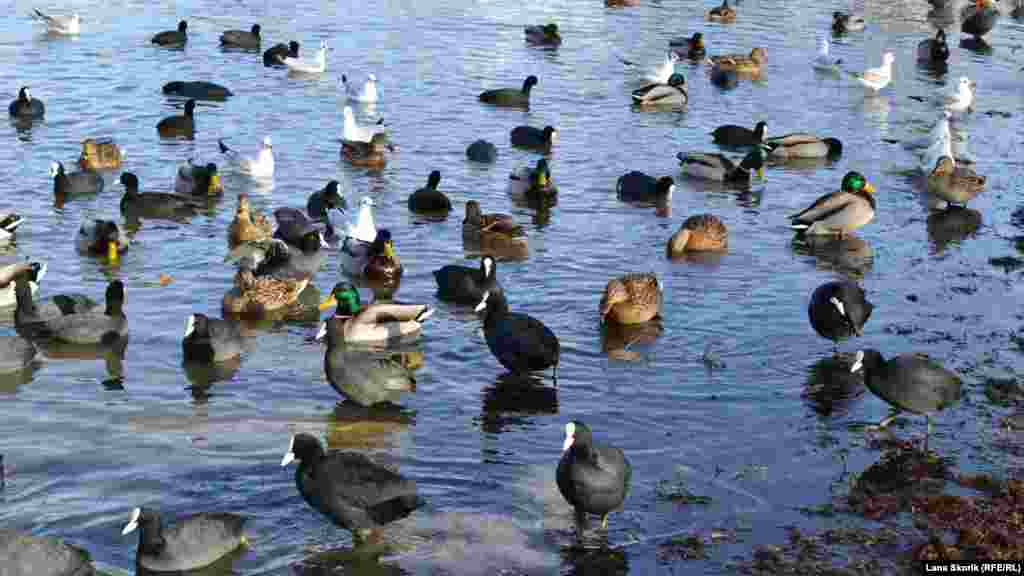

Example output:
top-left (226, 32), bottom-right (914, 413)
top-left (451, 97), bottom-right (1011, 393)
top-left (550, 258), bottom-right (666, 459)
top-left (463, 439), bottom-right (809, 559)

top-left (156, 99), bottom-right (196, 139)
top-left (77, 220), bottom-right (129, 262)
top-left (264, 41), bottom-right (299, 67)
top-left (667, 214), bottom-right (728, 255)
top-left (677, 145), bottom-right (768, 182)
top-left (616, 172), bottom-right (674, 203)
top-left (307, 180), bottom-right (346, 223)
top-left (631, 73), bottom-right (687, 106)
top-left (508, 158), bottom-right (557, 207)
top-left (463, 201), bottom-right (526, 243)
top-left (228, 194), bottom-right (273, 248)
top-left (8, 87), bottom-right (44, 118)
top-left (223, 264), bottom-right (305, 316)
top-left (525, 23), bottom-right (561, 46)
top-left (557, 421), bottom-right (631, 530)
top-left (917, 29), bottom-right (950, 63)
top-left (599, 273), bottom-right (662, 325)
top-left (927, 156), bottom-right (985, 206)
top-left (50, 161), bottom-right (103, 197)
top-left (342, 229), bottom-right (402, 287)
top-left (174, 160), bottom-right (222, 196)
top-left (317, 282), bottom-right (432, 343)
top-left (119, 173), bottom-right (202, 221)
top-left (510, 125), bottom-right (558, 152)
top-left (669, 33), bottom-right (705, 60)
top-left (707, 48), bottom-right (767, 73)
top-left (408, 170), bottom-right (452, 215)
top-left (707, 0), bottom-right (736, 22)
top-left (479, 75), bottom-right (538, 108)
top-left (789, 171), bottom-right (876, 236)
top-left (764, 133), bottom-right (843, 159)
top-left (434, 256), bottom-right (501, 305)
top-left (341, 133), bottom-right (391, 168)
top-left (961, 0), bottom-right (999, 37)
top-left (220, 24), bottom-right (261, 48)
top-left (0, 261), bottom-right (44, 309)
top-left (152, 20), bottom-right (187, 46)
top-left (711, 121), bottom-right (768, 148)
top-left (78, 138), bottom-right (124, 171)
top-left (832, 11), bottom-right (866, 33)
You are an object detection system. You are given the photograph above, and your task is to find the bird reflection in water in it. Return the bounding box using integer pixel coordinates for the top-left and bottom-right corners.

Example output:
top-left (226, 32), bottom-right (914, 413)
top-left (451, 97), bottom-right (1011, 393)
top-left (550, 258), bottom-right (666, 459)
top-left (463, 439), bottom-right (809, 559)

top-left (802, 353), bottom-right (866, 419)
top-left (562, 544), bottom-right (629, 576)
top-left (38, 335), bottom-right (128, 390)
top-left (0, 360), bottom-right (41, 394)
top-left (478, 372), bottom-right (558, 435)
top-left (791, 234), bottom-right (874, 280)
top-left (927, 206), bottom-right (982, 254)
top-left (327, 401), bottom-right (415, 451)
top-left (292, 544), bottom-right (406, 576)
top-left (601, 319), bottom-right (663, 361)
top-left (184, 356), bottom-right (242, 402)
top-left (135, 546), bottom-right (248, 576)
top-left (462, 234), bottom-right (530, 263)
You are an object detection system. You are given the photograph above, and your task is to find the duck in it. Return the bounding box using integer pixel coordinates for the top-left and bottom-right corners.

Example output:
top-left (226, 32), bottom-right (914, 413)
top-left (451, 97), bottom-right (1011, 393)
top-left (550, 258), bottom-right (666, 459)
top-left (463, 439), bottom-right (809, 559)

top-left (223, 262), bottom-right (306, 316)
top-left (50, 161), bottom-right (103, 197)
top-left (707, 48), bottom-right (768, 74)
top-left (255, 229), bottom-right (327, 281)
top-left (667, 214), bottom-right (728, 255)
top-left (408, 170), bottom-right (452, 215)
top-left (645, 51), bottom-right (680, 84)
top-left (341, 73), bottom-right (378, 103)
top-left (182, 313), bottom-right (243, 364)
top-left (808, 281), bottom-right (873, 347)
top-left (669, 33), bottom-right (706, 60)
top-left (433, 255), bottom-right (501, 305)
top-left (318, 282), bottom-right (433, 343)
top-left (76, 220), bottom-right (129, 262)
top-left (341, 133), bottom-right (390, 168)
top-left (764, 133), bottom-right (843, 159)
top-left (710, 121), bottom-right (768, 148)
top-left (280, 433), bottom-right (422, 542)
top-left (174, 160), bottom-right (222, 196)
top-left (631, 73), bottom-right (687, 106)
top-left (508, 158), bottom-right (557, 207)
top-left (832, 11), bottom-right (866, 33)
top-left (32, 9), bottom-right (80, 35)
top-left (220, 24), bottom-right (261, 49)
top-left (917, 29), bottom-right (950, 63)
top-left (121, 507), bottom-right (247, 573)
top-left (479, 75), bottom-right (538, 108)
top-left (961, 0), bottom-right (999, 37)
top-left (264, 41), bottom-right (299, 67)
top-left (599, 273), bottom-right (661, 325)
top-left (341, 230), bottom-right (402, 286)
top-left (707, 0), bottom-right (737, 22)
top-left (847, 52), bottom-right (894, 92)
top-left (462, 201), bottom-right (526, 244)
top-left (0, 261), bottom-right (43, 309)
top-left (162, 81), bottom-right (233, 100)
top-left (525, 23), bottom-right (562, 46)
top-left (466, 139), bottom-right (497, 163)
top-left (476, 290), bottom-right (560, 379)
top-left (228, 194), bottom-right (273, 247)
top-left (280, 41), bottom-right (327, 74)
top-left (812, 36), bottom-right (843, 73)
top-left (616, 172), bottom-right (674, 203)
top-left (677, 145), bottom-right (768, 183)
top-left (307, 180), bottom-right (347, 222)
top-left (0, 529), bottom-right (94, 575)
top-left (151, 20), bottom-right (187, 46)
top-left (927, 156), bottom-right (985, 206)
top-left (9, 87), bottom-right (44, 118)
top-left (119, 173), bottom-right (202, 221)
top-left (557, 420), bottom-right (631, 530)
top-left (21, 280), bottom-right (126, 345)
top-left (789, 171), bottom-right (876, 236)
top-left (78, 138), bottom-right (124, 171)
top-left (342, 106), bottom-right (384, 143)
top-left (849, 349), bottom-right (962, 450)
top-left (156, 99), bottom-right (196, 138)
top-left (510, 125), bottom-right (558, 152)
top-left (219, 136), bottom-right (274, 178)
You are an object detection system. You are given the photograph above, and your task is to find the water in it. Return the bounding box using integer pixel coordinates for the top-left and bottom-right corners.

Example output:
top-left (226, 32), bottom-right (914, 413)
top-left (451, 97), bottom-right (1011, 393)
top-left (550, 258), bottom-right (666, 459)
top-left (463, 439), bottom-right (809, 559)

top-left (2, 0), bottom-right (1024, 573)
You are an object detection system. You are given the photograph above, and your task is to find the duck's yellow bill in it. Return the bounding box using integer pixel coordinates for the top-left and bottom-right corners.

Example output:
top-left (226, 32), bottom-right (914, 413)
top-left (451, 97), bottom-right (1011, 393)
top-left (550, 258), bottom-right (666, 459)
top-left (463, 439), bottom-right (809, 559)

top-left (210, 174), bottom-right (222, 194)
top-left (864, 182), bottom-right (876, 194)
top-left (318, 295), bottom-right (338, 311)
top-left (537, 173), bottom-right (549, 188)
top-left (383, 241), bottom-right (396, 259)
top-left (107, 241), bottom-right (120, 263)
top-left (757, 166), bottom-right (765, 179)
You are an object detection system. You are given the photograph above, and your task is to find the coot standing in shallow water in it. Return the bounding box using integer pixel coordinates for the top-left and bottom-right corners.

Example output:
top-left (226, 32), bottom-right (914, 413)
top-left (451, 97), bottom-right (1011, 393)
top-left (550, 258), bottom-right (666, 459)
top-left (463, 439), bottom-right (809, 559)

top-left (557, 420), bottom-right (631, 530)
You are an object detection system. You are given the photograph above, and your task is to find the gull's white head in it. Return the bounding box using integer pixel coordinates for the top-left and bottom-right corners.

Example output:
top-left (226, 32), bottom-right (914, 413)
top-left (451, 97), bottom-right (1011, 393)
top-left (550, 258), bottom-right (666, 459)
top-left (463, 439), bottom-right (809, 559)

top-left (368, 74), bottom-right (377, 82)
top-left (184, 314), bottom-right (196, 337)
top-left (343, 106), bottom-right (355, 121)
top-left (122, 507), bottom-right (141, 535)
top-left (281, 435), bottom-right (296, 466)
top-left (49, 161), bottom-right (59, 177)
top-left (360, 196), bottom-right (375, 208)
top-left (263, 136), bottom-right (273, 148)
top-left (882, 52), bottom-right (895, 65)
top-left (562, 422), bottom-right (576, 452)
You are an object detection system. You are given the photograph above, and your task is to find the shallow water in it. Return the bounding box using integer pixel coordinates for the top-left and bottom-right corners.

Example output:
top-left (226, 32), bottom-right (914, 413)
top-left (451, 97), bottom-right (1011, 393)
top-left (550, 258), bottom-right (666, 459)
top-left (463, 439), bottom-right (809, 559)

top-left (1, 0), bottom-right (1024, 573)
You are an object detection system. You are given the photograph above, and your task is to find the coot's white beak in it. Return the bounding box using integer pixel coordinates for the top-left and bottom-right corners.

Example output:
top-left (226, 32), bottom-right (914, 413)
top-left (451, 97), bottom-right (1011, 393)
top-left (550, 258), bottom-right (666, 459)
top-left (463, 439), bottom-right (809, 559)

top-left (562, 422), bottom-right (575, 452)
top-left (122, 507), bottom-right (141, 535)
top-left (281, 435), bottom-right (296, 467)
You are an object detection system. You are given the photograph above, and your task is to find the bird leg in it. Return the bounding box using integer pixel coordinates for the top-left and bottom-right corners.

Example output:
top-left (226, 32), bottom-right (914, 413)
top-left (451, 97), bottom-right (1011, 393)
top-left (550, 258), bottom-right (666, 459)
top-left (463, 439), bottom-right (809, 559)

top-left (601, 514), bottom-right (609, 530)
top-left (867, 413), bottom-right (899, 432)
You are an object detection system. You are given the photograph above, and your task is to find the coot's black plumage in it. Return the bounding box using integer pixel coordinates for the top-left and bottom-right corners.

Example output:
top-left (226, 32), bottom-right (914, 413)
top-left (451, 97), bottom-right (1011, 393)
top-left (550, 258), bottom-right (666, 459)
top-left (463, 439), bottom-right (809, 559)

top-left (433, 255), bottom-right (501, 305)
top-left (807, 281), bottom-right (873, 347)
top-left (475, 290), bottom-right (560, 379)
top-left (556, 420), bottom-right (631, 530)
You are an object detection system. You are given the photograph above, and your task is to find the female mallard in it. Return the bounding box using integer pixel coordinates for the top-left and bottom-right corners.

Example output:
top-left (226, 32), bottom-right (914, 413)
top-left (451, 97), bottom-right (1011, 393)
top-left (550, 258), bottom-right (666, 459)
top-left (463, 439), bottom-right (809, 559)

top-left (78, 138), bottom-right (123, 171)
top-left (711, 121), bottom-right (767, 148)
top-left (631, 73), bottom-right (687, 106)
top-left (479, 75), bottom-right (538, 108)
top-left (599, 273), bottom-right (662, 325)
top-left (832, 12), bottom-right (866, 34)
top-left (342, 133), bottom-right (391, 169)
top-left (669, 33), bottom-right (706, 60)
top-left (119, 172), bottom-right (202, 221)
top-left (677, 145), bottom-right (768, 183)
top-left (707, 48), bottom-right (768, 74)
top-left (927, 156), bottom-right (985, 206)
top-left (667, 214), bottom-right (728, 255)
top-left (50, 161), bottom-right (104, 198)
top-left (707, 0), bottom-right (736, 22)
top-left (510, 125), bottom-right (558, 152)
top-left (616, 172), bottom-right (674, 203)
top-left (463, 201), bottom-right (526, 243)
top-left (228, 194), bottom-right (273, 247)
top-left (525, 23), bottom-right (561, 46)
top-left (318, 282), bottom-right (432, 344)
top-left (223, 264), bottom-right (305, 316)
top-left (764, 133), bottom-right (843, 159)
top-left (408, 170), bottom-right (452, 215)
top-left (77, 220), bottom-right (129, 262)
top-left (174, 160), bottom-right (222, 196)
top-left (917, 29), bottom-right (950, 63)
top-left (789, 171), bottom-right (876, 236)
top-left (508, 158), bottom-right (557, 207)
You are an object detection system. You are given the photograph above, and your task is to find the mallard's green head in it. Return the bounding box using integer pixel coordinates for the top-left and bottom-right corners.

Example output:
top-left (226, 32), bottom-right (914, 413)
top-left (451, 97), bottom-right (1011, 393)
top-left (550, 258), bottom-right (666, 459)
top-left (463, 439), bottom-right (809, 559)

top-left (319, 282), bottom-right (361, 314)
top-left (841, 171), bottom-right (875, 194)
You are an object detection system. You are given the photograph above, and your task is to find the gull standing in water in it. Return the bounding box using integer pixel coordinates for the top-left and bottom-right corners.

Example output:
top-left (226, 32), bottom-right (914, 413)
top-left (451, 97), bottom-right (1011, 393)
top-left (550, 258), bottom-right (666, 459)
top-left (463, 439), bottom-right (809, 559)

top-left (811, 36), bottom-right (842, 73)
top-left (219, 136), bottom-right (275, 178)
top-left (32, 9), bottom-right (80, 35)
top-left (847, 52), bottom-right (894, 92)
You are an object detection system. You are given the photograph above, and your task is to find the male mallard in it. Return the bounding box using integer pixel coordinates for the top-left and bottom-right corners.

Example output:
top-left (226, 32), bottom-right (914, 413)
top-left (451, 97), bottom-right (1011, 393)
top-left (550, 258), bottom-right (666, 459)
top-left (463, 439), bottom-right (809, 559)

top-left (764, 133), bottom-right (843, 159)
top-left (463, 201), bottom-right (526, 243)
top-left (667, 214), bottom-right (728, 255)
top-left (318, 282), bottom-right (433, 343)
top-left (508, 158), bottom-right (557, 207)
top-left (707, 0), bottom-right (736, 22)
top-left (408, 170), bottom-right (452, 215)
top-left (789, 171), bottom-right (876, 236)
top-left (631, 73), bottom-right (687, 106)
top-left (707, 48), bottom-right (767, 73)
top-left (677, 145), bottom-right (768, 183)
top-left (342, 133), bottom-right (391, 169)
top-left (174, 160), bottom-right (223, 196)
top-left (223, 264), bottom-right (305, 316)
top-left (510, 125), bottom-right (558, 152)
top-left (525, 23), bottom-right (561, 46)
top-left (832, 11), bottom-right (866, 34)
top-left (77, 220), bottom-right (129, 262)
top-left (711, 121), bottom-right (768, 148)
top-left (599, 273), bottom-right (662, 325)
top-left (342, 229), bottom-right (402, 286)
top-left (228, 194), bottom-right (273, 247)
top-left (479, 75), bottom-right (538, 108)
top-left (670, 32), bottom-right (706, 60)
top-left (927, 156), bottom-right (985, 206)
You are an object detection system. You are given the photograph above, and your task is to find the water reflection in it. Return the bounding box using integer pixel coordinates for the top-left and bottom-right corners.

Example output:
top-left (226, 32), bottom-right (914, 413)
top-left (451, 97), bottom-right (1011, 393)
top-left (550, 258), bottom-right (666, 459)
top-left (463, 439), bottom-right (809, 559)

top-left (561, 544), bottom-right (629, 576)
top-left (0, 359), bottom-right (42, 394)
top-left (602, 319), bottom-right (663, 361)
top-left (37, 335), bottom-right (128, 388)
top-left (462, 234), bottom-right (530, 262)
top-left (184, 356), bottom-right (242, 401)
top-left (327, 402), bottom-right (414, 450)
top-left (292, 544), bottom-right (407, 576)
top-left (801, 353), bottom-right (866, 419)
top-left (790, 234), bottom-right (874, 280)
top-left (859, 94), bottom-right (890, 125)
top-left (477, 373), bottom-right (558, 434)
top-left (927, 206), bottom-right (982, 254)
top-left (136, 546), bottom-right (247, 576)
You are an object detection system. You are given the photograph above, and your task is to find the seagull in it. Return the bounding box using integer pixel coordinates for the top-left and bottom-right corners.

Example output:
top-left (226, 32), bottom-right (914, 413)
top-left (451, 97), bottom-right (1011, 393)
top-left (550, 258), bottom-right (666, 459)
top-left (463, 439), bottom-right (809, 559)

top-left (280, 41), bottom-right (327, 74)
top-left (811, 36), bottom-right (842, 73)
top-left (942, 76), bottom-right (975, 113)
top-left (904, 110), bottom-right (952, 150)
top-left (219, 136), bottom-right (274, 178)
top-left (32, 9), bottom-right (80, 35)
top-left (847, 52), bottom-right (894, 92)
top-left (645, 51), bottom-right (680, 84)
top-left (920, 118), bottom-right (953, 173)
top-left (342, 106), bottom-right (383, 143)
top-left (341, 74), bottom-right (378, 103)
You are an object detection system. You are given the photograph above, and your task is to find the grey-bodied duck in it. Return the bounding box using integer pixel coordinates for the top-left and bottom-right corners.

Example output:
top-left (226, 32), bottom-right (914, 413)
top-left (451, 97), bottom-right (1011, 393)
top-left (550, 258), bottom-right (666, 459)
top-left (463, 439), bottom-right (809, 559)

top-left (789, 171), bottom-right (876, 236)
